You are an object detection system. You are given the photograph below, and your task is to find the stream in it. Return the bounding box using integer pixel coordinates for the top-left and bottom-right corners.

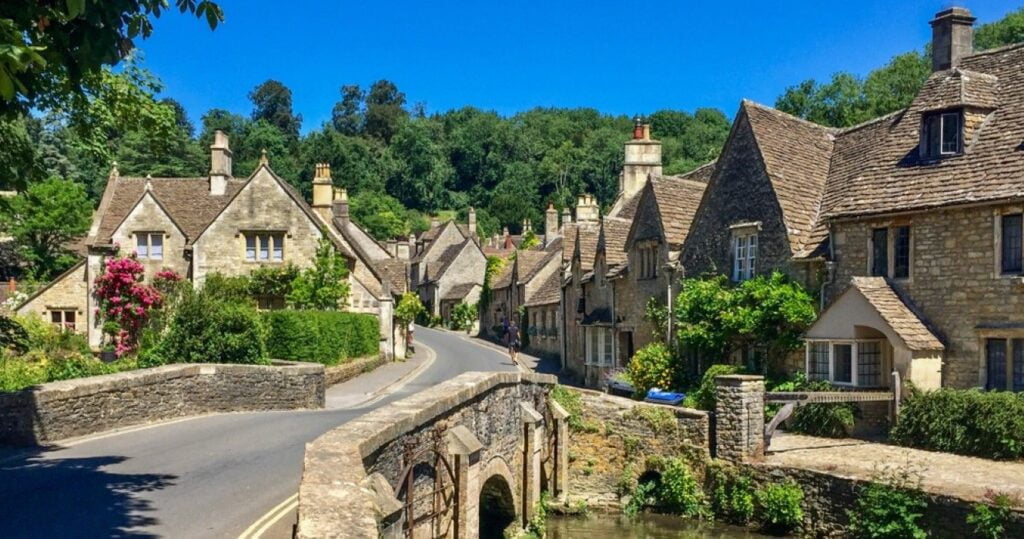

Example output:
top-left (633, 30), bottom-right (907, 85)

top-left (546, 513), bottom-right (783, 538)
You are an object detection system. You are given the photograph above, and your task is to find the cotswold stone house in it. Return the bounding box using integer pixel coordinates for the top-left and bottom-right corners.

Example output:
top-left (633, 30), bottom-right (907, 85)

top-left (410, 211), bottom-right (486, 321)
top-left (18, 132), bottom-right (405, 358)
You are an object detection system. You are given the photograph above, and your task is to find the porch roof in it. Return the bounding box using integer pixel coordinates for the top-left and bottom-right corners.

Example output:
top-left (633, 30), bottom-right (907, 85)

top-left (807, 277), bottom-right (944, 352)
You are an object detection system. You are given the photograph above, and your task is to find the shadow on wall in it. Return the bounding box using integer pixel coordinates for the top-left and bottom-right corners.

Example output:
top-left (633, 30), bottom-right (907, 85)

top-left (479, 474), bottom-right (516, 539)
top-left (0, 448), bottom-right (177, 536)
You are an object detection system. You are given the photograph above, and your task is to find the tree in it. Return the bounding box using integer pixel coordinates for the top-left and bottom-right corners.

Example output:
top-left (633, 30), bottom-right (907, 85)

top-left (975, 8), bottom-right (1024, 51)
top-left (364, 80), bottom-right (407, 143)
top-left (0, 178), bottom-right (91, 279)
top-left (450, 302), bottom-right (477, 333)
top-left (331, 84), bottom-right (365, 135)
top-left (349, 191), bottom-right (410, 240)
top-left (248, 80), bottom-right (302, 140)
top-left (0, 1), bottom-right (223, 112)
top-left (287, 234), bottom-right (351, 310)
top-left (0, 115), bottom-right (39, 190)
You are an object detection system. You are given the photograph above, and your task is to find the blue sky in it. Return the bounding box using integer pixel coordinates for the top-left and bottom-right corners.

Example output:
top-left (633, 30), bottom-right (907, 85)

top-left (139, 1), bottom-right (1021, 132)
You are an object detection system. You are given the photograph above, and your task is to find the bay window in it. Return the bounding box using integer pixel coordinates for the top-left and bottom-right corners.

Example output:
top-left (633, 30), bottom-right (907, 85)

top-left (805, 339), bottom-right (888, 388)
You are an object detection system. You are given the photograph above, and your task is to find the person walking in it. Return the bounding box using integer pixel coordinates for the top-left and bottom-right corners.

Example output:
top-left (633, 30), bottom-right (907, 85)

top-left (507, 320), bottom-right (521, 362)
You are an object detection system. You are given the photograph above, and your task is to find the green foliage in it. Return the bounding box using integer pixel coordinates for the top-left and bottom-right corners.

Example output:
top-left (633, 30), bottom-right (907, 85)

top-left (847, 463), bottom-right (928, 539)
top-left (973, 8), bottom-right (1024, 51)
top-left (263, 310), bottom-right (379, 365)
top-left (690, 364), bottom-right (743, 411)
top-left (0, 351), bottom-right (138, 393)
top-left (626, 405), bottom-right (677, 434)
top-left (14, 313), bottom-right (91, 358)
top-left (890, 388), bottom-right (1024, 460)
top-left (449, 301), bottom-right (477, 333)
top-left (624, 479), bottom-right (657, 518)
top-left (248, 80), bottom-right (302, 139)
top-left (395, 292), bottom-right (426, 327)
top-left (0, 177), bottom-right (91, 279)
top-left (519, 229), bottom-right (540, 250)
top-left (287, 234), bottom-right (351, 310)
top-left (478, 255), bottom-right (506, 312)
top-left (658, 458), bottom-right (711, 518)
top-left (768, 373), bottom-right (857, 438)
top-left (0, 315), bottom-right (28, 355)
top-left (550, 385), bottom-right (590, 432)
top-left (627, 342), bottom-right (676, 396)
top-left (967, 492), bottom-right (1018, 539)
top-left (708, 462), bottom-right (755, 525)
top-left (155, 291), bottom-right (269, 365)
top-left (349, 191), bottom-right (413, 240)
top-left (754, 480), bottom-right (805, 534)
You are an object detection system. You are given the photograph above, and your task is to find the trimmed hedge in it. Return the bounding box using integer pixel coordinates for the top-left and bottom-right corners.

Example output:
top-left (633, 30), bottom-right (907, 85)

top-left (891, 388), bottom-right (1024, 460)
top-left (263, 310), bottom-right (379, 365)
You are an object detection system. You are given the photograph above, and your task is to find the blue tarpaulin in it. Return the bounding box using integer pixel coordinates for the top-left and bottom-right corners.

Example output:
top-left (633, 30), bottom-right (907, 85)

top-left (644, 388), bottom-right (685, 406)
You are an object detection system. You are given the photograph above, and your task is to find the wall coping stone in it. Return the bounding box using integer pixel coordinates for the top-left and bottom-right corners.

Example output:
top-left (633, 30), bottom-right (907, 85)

top-left (572, 386), bottom-right (710, 420)
top-left (716, 374), bottom-right (765, 385)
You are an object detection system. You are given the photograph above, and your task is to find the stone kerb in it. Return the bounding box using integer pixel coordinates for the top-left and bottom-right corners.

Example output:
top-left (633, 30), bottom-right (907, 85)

top-left (0, 361), bottom-right (325, 446)
top-left (714, 374), bottom-right (765, 463)
top-left (296, 371), bottom-right (558, 539)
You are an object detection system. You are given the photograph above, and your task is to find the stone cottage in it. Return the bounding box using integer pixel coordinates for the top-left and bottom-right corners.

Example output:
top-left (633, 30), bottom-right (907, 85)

top-left (17, 132), bottom-right (405, 358)
top-left (410, 211), bottom-right (487, 321)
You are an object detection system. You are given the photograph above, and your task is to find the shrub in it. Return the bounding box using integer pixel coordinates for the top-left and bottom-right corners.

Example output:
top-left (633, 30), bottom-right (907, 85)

top-left (449, 301), bottom-right (476, 333)
top-left (659, 458), bottom-right (710, 518)
top-left (708, 461), bottom-right (755, 525)
top-left (754, 480), bottom-right (804, 534)
top-left (627, 342), bottom-right (676, 395)
top-left (691, 364), bottom-right (743, 411)
top-left (968, 492), bottom-right (1018, 539)
top-left (14, 313), bottom-right (90, 358)
top-left (156, 292), bottom-right (269, 365)
top-left (624, 479), bottom-right (657, 517)
top-left (0, 354), bottom-right (46, 392)
top-left (263, 310), bottom-right (379, 365)
top-left (769, 374), bottom-right (857, 438)
top-left (550, 385), bottom-right (588, 432)
top-left (847, 463), bottom-right (928, 539)
top-left (890, 388), bottom-right (1024, 459)
top-left (0, 353), bottom-right (139, 392)
top-left (0, 315), bottom-right (28, 354)
top-left (287, 234), bottom-right (350, 310)
top-left (93, 255), bottom-right (163, 356)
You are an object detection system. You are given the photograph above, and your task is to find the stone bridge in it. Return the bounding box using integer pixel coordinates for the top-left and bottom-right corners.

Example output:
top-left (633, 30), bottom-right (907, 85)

top-left (296, 372), bottom-right (568, 539)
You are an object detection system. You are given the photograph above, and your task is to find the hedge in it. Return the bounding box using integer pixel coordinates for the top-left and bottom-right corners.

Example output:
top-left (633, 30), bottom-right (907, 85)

top-left (890, 388), bottom-right (1024, 460)
top-left (157, 294), bottom-right (269, 365)
top-left (263, 310), bottom-right (379, 365)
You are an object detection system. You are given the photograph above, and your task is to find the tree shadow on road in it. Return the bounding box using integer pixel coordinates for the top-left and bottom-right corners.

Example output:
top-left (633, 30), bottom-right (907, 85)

top-left (0, 448), bottom-right (177, 537)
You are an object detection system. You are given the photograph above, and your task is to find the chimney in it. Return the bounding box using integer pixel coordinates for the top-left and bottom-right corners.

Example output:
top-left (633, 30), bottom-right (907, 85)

top-left (622, 115), bottom-right (661, 199)
top-left (430, 216), bottom-right (440, 229)
top-left (331, 188), bottom-right (349, 224)
top-left (209, 130), bottom-right (232, 196)
top-left (545, 203), bottom-right (559, 244)
top-left (502, 227), bottom-right (512, 249)
top-left (396, 239), bottom-right (411, 260)
top-left (312, 163), bottom-right (334, 221)
top-left (386, 239), bottom-right (397, 256)
top-left (931, 7), bottom-right (975, 72)
top-left (468, 207), bottom-right (477, 238)
top-left (561, 207), bottom-right (572, 228)
top-left (576, 194), bottom-right (599, 224)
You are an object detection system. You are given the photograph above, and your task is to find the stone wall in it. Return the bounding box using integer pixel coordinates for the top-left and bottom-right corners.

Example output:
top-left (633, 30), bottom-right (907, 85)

top-left (714, 375), bottom-right (765, 463)
top-left (0, 361), bottom-right (324, 446)
top-left (565, 389), bottom-right (710, 508)
top-left (830, 203), bottom-right (1024, 388)
top-left (324, 354), bottom-right (385, 386)
top-left (16, 261), bottom-right (88, 333)
top-left (110, 192), bottom-right (190, 278)
top-left (747, 465), bottom-right (1024, 538)
top-left (297, 372), bottom-right (562, 539)
top-left (524, 303), bottom-right (561, 359)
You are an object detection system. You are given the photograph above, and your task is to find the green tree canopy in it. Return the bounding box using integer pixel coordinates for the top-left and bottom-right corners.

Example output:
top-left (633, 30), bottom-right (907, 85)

top-left (249, 80), bottom-right (302, 140)
top-left (286, 234), bottom-right (351, 310)
top-left (0, 177), bottom-right (91, 279)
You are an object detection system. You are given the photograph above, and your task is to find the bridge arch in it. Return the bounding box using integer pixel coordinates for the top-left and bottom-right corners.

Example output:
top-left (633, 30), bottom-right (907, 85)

top-left (478, 472), bottom-right (516, 539)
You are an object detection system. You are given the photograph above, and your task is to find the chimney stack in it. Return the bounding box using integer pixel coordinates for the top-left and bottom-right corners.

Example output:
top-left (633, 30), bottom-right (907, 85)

top-left (312, 163), bottom-right (334, 220)
top-left (209, 130), bottom-right (232, 195)
top-left (331, 188), bottom-right (349, 224)
top-left (386, 239), bottom-right (397, 257)
top-left (561, 207), bottom-right (572, 228)
top-left (468, 207), bottom-right (477, 238)
top-left (931, 7), bottom-right (975, 72)
top-left (622, 115), bottom-right (661, 200)
top-left (396, 238), bottom-right (411, 260)
top-left (545, 203), bottom-right (559, 245)
top-left (575, 194), bottom-right (600, 224)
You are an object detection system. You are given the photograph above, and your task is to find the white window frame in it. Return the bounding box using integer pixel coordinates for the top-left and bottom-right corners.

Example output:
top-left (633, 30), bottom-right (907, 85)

top-left (244, 232), bottom-right (285, 263)
top-left (585, 327), bottom-right (615, 367)
top-left (939, 111), bottom-right (961, 155)
top-left (804, 339), bottom-right (887, 388)
top-left (732, 232), bottom-right (757, 282)
top-left (135, 232), bottom-right (164, 260)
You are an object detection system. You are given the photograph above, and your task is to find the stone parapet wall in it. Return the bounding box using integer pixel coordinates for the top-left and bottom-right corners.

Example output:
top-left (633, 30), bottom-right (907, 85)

top-left (566, 389), bottom-right (710, 507)
top-left (297, 371), bottom-right (560, 539)
top-left (0, 361), bottom-right (324, 446)
top-left (324, 355), bottom-right (385, 386)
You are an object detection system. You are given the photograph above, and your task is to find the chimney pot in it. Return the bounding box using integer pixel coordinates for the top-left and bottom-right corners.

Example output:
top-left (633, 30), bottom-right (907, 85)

top-left (931, 7), bottom-right (975, 71)
top-left (331, 188), bottom-right (349, 222)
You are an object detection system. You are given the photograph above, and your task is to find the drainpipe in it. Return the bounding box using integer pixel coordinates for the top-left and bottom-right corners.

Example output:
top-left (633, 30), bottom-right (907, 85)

top-left (820, 224), bottom-right (836, 311)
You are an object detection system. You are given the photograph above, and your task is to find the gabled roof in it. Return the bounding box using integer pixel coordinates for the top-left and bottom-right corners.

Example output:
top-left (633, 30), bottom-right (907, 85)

top-left (514, 250), bottom-right (549, 285)
top-left (814, 277), bottom-right (944, 351)
top-left (597, 216), bottom-right (631, 269)
top-left (571, 224), bottom-right (601, 272)
top-left (443, 282), bottom-right (479, 301)
top-left (424, 243), bottom-right (464, 283)
top-left (92, 177), bottom-right (245, 244)
top-left (741, 100), bottom-right (836, 256)
top-left (524, 269), bottom-right (561, 307)
top-left (491, 263), bottom-right (514, 290)
top-left (653, 173), bottom-right (710, 249)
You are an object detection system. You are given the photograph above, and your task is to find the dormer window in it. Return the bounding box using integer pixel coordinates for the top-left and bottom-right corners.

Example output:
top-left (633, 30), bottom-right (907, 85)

top-left (921, 110), bottom-right (962, 158)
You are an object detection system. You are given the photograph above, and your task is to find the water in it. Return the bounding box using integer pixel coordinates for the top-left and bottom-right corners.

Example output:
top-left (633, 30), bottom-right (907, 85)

top-left (547, 513), bottom-right (781, 538)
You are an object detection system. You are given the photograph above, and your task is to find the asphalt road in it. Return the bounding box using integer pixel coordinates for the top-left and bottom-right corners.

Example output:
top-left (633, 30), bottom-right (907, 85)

top-left (0, 327), bottom-right (517, 538)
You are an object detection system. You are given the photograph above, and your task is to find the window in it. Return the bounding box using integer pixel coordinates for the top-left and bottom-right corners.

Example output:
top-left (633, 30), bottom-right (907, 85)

top-left (732, 232), bottom-right (757, 282)
top-left (871, 228), bottom-right (888, 277)
top-left (986, 338), bottom-right (1024, 392)
top-left (805, 339), bottom-right (888, 387)
top-left (1001, 214), bottom-right (1023, 274)
top-left (893, 226), bottom-right (911, 279)
top-left (585, 327), bottom-right (614, 367)
top-left (49, 310), bottom-right (76, 331)
top-left (244, 232), bottom-right (285, 262)
top-left (637, 243), bottom-right (658, 280)
top-left (136, 233), bottom-right (164, 260)
top-left (921, 110), bottom-right (962, 158)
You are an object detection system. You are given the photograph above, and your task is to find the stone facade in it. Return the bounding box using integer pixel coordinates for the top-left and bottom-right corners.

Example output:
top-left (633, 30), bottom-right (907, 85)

top-left (296, 372), bottom-right (564, 538)
top-left (0, 361), bottom-right (325, 445)
top-left (714, 374), bottom-right (765, 463)
top-left (524, 302), bottom-right (561, 358)
top-left (15, 261), bottom-right (87, 331)
top-left (324, 354), bottom-right (386, 387)
top-left (830, 203), bottom-right (1024, 389)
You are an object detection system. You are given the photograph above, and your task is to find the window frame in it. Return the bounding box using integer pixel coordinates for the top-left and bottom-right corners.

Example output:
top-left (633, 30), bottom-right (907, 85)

top-left (804, 338), bottom-right (889, 388)
top-left (135, 232), bottom-right (165, 260)
top-left (585, 327), bottom-right (616, 367)
top-left (48, 309), bottom-right (78, 332)
top-left (867, 224), bottom-right (912, 281)
top-left (921, 109), bottom-right (963, 159)
top-left (243, 231), bottom-right (286, 263)
top-left (731, 229), bottom-right (758, 282)
top-left (982, 336), bottom-right (1024, 392)
top-left (998, 212), bottom-right (1023, 276)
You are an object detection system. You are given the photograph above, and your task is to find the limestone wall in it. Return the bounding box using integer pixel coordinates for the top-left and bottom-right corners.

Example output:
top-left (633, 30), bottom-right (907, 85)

top-left (324, 355), bottom-right (385, 386)
top-left (565, 389), bottom-right (710, 508)
top-left (16, 261), bottom-right (88, 333)
top-left (0, 361), bottom-right (324, 445)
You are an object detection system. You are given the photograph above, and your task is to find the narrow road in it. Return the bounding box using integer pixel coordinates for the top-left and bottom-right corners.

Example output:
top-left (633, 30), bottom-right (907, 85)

top-left (0, 327), bottom-right (517, 538)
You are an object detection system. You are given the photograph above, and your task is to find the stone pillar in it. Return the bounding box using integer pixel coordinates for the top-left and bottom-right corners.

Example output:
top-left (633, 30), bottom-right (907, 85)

top-left (548, 399), bottom-right (570, 500)
top-left (446, 426), bottom-right (483, 539)
top-left (714, 375), bottom-right (765, 463)
top-left (520, 402), bottom-right (543, 527)
top-left (378, 293), bottom-right (395, 360)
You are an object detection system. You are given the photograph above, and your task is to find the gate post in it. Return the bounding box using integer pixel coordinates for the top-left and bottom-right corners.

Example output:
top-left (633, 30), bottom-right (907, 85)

top-left (520, 402), bottom-right (543, 528)
top-left (447, 426), bottom-right (483, 539)
top-left (714, 375), bottom-right (765, 463)
top-left (548, 399), bottom-right (570, 500)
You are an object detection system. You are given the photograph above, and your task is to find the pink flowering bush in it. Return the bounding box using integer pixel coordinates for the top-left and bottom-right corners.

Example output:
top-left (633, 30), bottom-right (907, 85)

top-left (93, 256), bottom-right (164, 356)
